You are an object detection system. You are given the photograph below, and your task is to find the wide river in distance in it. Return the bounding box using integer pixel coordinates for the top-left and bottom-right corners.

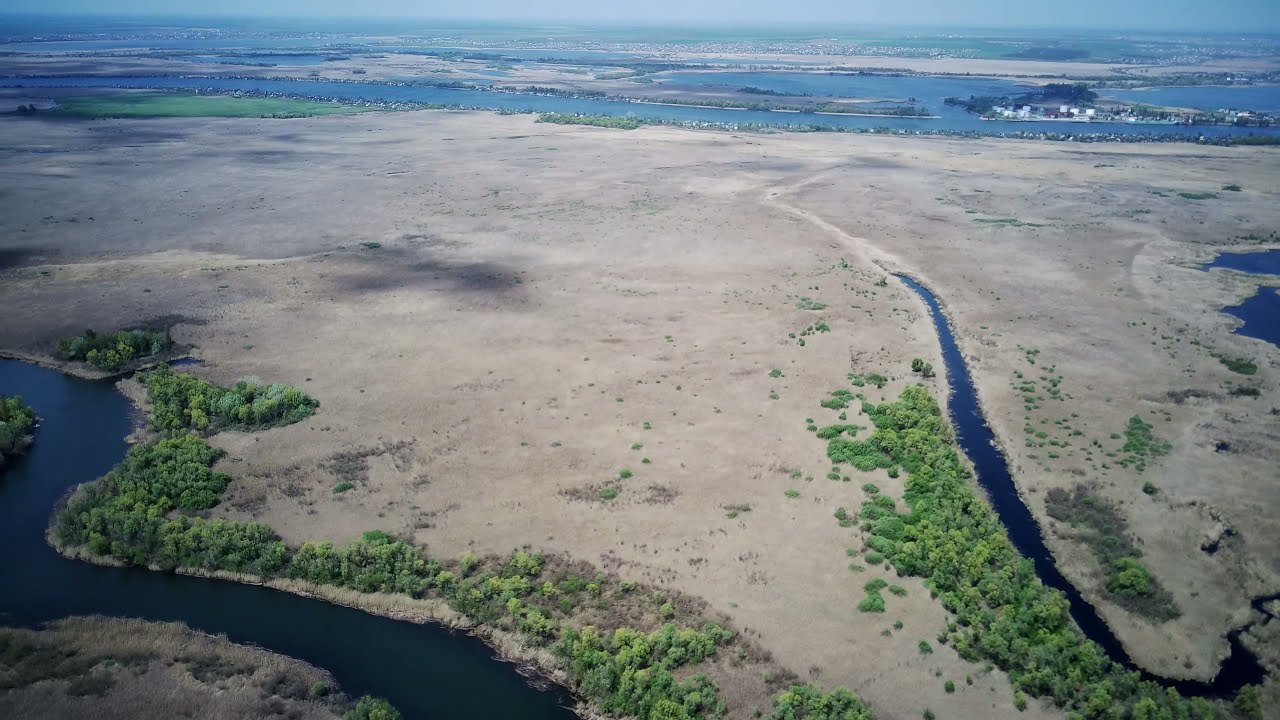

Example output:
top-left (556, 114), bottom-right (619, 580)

top-left (6, 73), bottom-right (1280, 140)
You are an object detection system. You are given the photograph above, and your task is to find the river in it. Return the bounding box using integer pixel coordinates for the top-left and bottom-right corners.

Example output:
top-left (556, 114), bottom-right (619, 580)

top-left (894, 274), bottom-right (1269, 696)
top-left (5, 75), bottom-right (1280, 140)
top-left (0, 359), bottom-right (577, 720)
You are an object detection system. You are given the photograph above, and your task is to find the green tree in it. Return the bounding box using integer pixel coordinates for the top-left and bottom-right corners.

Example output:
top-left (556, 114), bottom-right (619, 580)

top-left (1235, 685), bottom-right (1263, 719)
top-left (344, 696), bottom-right (402, 720)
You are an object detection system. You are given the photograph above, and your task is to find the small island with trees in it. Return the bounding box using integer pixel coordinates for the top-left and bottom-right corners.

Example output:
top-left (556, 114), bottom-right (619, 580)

top-left (0, 395), bottom-right (37, 468)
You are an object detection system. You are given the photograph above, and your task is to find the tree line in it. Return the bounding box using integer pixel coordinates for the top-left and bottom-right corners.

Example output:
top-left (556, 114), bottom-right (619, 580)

top-left (56, 328), bottom-right (174, 372)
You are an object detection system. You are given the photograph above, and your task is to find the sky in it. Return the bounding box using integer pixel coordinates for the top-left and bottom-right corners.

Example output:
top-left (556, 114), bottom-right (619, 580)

top-left (4, 0), bottom-right (1280, 33)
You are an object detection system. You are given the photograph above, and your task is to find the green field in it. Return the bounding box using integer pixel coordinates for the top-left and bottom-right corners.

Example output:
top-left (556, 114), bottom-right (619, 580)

top-left (52, 91), bottom-right (371, 119)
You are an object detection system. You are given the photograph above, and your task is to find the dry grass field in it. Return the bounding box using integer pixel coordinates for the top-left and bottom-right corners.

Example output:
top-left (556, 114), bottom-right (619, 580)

top-left (0, 616), bottom-right (350, 719)
top-left (0, 108), bottom-right (1277, 718)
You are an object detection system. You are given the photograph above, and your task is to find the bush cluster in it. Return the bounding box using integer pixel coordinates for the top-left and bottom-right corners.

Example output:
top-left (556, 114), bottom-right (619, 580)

top-left (536, 113), bottom-right (645, 129)
top-left (143, 365), bottom-right (318, 434)
top-left (771, 684), bottom-right (875, 720)
top-left (1045, 484), bottom-right (1180, 621)
top-left (56, 329), bottom-right (173, 372)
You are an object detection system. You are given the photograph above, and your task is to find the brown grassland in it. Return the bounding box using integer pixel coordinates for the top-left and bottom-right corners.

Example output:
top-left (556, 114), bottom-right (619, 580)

top-left (0, 104), bottom-right (1277, 718)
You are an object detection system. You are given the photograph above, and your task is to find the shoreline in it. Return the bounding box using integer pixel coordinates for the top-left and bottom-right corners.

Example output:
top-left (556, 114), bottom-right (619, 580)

top-left (6, 76), bottom-right (1279, 145)
top-left (44, 520), bottom-right (596, 720)
top-left (37, 370), bottom-right (596, 718)
top-left (0, 348), bottom-right (194, 382)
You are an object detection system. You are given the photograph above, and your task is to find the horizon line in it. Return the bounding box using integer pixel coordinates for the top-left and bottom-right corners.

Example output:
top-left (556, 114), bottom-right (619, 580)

top-left (2, 11), bottom-right (1278, 35)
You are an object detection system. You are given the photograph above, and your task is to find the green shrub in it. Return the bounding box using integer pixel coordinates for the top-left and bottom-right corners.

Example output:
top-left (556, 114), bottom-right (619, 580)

top-left (864, 578), bottom-right (888, 593)
top-left (863, 551), bottom-right (884, 565)
top-left (618, 468), bottom-right (633, 479)
top-left (344, 696), bottom-right (401, 720)
top-left (1235, 685), bottom-right (1263, 719)
top-left (820, 390), bottom-right (855, 410)
top-left (333, 481), bottom-right (355, 493)
top-left (944, 680), bottom-right (955, 693)
top-left (1219, 356), bottom-right (1257, 375)
top-left (599, 487), bottom-right (619, 500)
top-left (918, 640), bottom-right (933, 655)
top-left (857, 593), bottom-right (885, 613)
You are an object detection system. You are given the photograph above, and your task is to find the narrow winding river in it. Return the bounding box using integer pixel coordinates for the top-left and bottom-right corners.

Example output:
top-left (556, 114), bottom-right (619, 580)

top-left (896, 274), bottom-right (1268, 696)
top-left (0, 273), bottom-right (1271, 717)
top-left (0, 359), bottom-right (576, 720)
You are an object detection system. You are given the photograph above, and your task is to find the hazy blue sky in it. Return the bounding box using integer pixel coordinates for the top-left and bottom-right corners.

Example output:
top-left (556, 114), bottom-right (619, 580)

top-left (5, 0), bottom-right (1279, 32)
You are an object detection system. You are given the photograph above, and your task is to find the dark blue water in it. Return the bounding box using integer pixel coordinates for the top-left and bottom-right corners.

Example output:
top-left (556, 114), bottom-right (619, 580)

top-left (1201, 249), bottom-right (1280, 348)
top-left (1105, 85), bottom-right (1280, 113)
top-left (1201, 248), bottom-right (1280, 276)
top-left (7, 75), bottom-right (1280, 140)
top-left (0, 358), bottom-right (576, 720)
top-left (894, 275), bottom-right (1266, 696)
top-left (1223, 287), bottom-right (1280, 348)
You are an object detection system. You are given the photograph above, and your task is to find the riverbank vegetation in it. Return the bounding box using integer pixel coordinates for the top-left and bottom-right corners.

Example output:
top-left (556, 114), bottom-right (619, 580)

top-left (823, 385), bottom-right (1220, 720)
top-left (56, 328), bottom-right (173, 372)
top-left (53, 412), bottom-right (869, 720)
top-left (50, 91), bottom-right (370, 119)
top-left (0, 395), bottom-right (37, 467)
top-left (1045, 484), bottom-right (1181, 622)
top-left (537, 113), bottom-right (646, 129)
top-left (0, 615), bottom-right (395, 720)
top-left (142, 365), bottom-right (318, 434)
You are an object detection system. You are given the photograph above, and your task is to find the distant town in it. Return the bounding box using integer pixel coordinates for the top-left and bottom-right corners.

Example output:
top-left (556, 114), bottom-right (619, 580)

top-left (945, 82), bottom-right (1276, 126)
